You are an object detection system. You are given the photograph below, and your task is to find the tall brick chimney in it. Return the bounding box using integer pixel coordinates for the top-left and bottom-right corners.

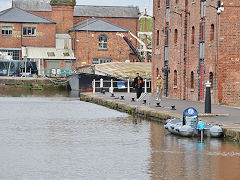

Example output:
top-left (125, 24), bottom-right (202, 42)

top-left (50, 0), bottom-right (76, 33)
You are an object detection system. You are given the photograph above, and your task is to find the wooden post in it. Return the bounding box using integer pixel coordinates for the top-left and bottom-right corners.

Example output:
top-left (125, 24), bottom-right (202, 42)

top-left (100, 78), bottom-right (103, 93)
top-left (144, 79), bottom-right (147, 93)
top-left (93, 79), bottom-right (96, 94)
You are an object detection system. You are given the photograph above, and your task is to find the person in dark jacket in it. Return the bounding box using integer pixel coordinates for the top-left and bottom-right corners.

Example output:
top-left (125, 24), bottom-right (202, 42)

top-left (133, 72), bottom-right (144, 99)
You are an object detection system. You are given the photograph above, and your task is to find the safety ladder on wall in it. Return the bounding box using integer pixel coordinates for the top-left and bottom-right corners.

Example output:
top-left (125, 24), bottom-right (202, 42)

top-left (137, 93), bottom-right (150, 108)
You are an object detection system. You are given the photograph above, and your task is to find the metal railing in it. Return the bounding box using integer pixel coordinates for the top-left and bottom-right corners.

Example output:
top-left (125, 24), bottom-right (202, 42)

top-left (92, 79), bottom-right (151, 94)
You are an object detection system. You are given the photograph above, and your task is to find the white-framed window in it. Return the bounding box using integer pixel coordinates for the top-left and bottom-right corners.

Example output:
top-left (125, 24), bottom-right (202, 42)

top-left (23, 27), bottom-right (36, 36)
top-left (98, 34), bottom-right (108, 49)
top-left (1, 26), bottom-right (13, 36)
top-left (0, 50), bottom-right (20, 60)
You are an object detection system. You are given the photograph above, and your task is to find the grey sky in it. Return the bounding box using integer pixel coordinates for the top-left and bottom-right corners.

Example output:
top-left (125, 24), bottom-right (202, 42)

top-left (0, 0), bottom-right (153, 14)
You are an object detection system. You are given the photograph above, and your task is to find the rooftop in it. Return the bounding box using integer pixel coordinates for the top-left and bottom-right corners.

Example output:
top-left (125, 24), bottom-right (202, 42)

top-left (70, 19), bottom-right (129, 32)
top-left (0, 7), bottom-right (55, 24)
top-left (12, 0), bottom-right (139, 18)
top-left (74, 5), bottom-right (139, 18)
top-left (13, 0), bottom-right (52, 12)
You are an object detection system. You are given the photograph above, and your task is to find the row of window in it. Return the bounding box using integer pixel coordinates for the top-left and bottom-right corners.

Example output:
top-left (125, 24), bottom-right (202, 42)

top-left (157, 0), bottom-right (196, 9)
top-left (156, 68), bottom-right (214, 89)
top-left (157, 0), bottom-right (183, 9)
top-left (92, 58), bottom-right (112, 64)
top-left (156, 24), bottom-right (215, 46)
top-left (1, 26), bottom-right (36, 36)
top-left (2, 26), bottom-right (109, 50)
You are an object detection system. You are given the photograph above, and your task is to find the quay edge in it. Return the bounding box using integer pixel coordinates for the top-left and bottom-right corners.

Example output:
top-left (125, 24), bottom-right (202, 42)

top-left (80, 93), bottom-right (181, 123)
top-left (80, 93), bottom-right (240, 144)
top-left (0, 77), bottom-right (70, 90)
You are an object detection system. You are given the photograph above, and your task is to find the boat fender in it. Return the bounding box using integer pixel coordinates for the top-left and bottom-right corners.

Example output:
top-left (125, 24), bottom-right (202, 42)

top-left (165, 119), bottom-right (171, 124)
top-left (179, 125), bottom-right (194, 137)
top-left (210, 126), bottom-right (223, 137)
top-left (164, 125), bottom-right (168, 129)
top-left (171, 126), bottom-right (174, 130)
top-left (176, 128), bottom-right (179, 132)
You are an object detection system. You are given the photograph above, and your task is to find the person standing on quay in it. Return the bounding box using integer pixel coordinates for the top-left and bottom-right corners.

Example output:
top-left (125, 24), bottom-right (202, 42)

top-left (156, 74), bottom-right (163, 101)
top-left (133, 72), bottom-right (144, 99)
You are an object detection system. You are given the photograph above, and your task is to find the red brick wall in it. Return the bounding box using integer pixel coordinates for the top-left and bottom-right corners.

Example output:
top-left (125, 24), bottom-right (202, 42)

top-left (152, 0), bottom-right (166, 95)
top-left (70, 31), bottom-right (133, 68)
top-left (74, 17), bottom-right (140, 46)
top-left (152, 0), bottom-right (227, 104)
top-left (0, 22), bottom-right (56, 48)
top-left (218, 0), bottom-right (240, 105)
top-left (29, 11), bottom-right (52, 21)
top-left (51, 5), bottom-right (74, 33)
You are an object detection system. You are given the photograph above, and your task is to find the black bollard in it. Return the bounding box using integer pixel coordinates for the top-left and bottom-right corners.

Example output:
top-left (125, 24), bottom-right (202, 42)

top-left (111, 93), bottom-right (115, 97)
top-left (205, 81), bottom-right (211, 113)
top-left (143, 100), bottom-right (146, 104)
top-left (171, 105), bottom-right (176, 110)
top-left (121, 96), bottom-right (124, 100)
top-left (156, 102), bottom-right (161, 107)
top-left (131, 98), bottom-right (135, 102)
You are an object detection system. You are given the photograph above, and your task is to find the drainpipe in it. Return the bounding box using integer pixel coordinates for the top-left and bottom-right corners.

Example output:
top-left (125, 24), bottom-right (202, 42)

top-left (183, 0), bottom-right (189, 100)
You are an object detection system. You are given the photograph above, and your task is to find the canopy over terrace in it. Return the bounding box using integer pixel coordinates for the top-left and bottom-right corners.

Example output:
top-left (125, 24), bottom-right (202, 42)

top-left (94, 62), bottom-right (151, 80)
top-left (22, 47), bottom-right (75, 76)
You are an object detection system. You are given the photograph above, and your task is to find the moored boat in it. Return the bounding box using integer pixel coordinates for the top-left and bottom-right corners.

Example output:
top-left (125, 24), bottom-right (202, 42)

top-left (164, 107), bottom-right (223, 138)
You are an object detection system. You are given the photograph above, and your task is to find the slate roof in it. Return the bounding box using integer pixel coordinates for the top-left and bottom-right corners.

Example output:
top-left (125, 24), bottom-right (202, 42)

top-left (70, 19), bottom-right (129, 32)
top-left (0, 7), bottom-right (55, 24)
top-left (13, 0), bottom-right (52, 12)
top-left (74, 5), bottom-right (140, 18)
top-left (12, 0), bottom-right (139, 18)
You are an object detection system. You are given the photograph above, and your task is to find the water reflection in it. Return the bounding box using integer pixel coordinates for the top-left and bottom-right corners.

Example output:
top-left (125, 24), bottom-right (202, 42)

top-left (0, 94), bottom-right (239, 180)
top-left (149, 122), bottom-right (240, 180)
top-left (0, 97), bottom-right (150, 180)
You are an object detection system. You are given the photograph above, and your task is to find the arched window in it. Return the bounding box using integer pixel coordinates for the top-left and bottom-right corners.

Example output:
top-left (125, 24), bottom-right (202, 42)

top-left (157, 30), bottom-right (160, 46)
top-left (191, 71), bottom-right (194, 89)
top-left (98, 34), bottom-right (108, 49)
top-left (174, 29), bottom-right (178, 45)
top-left (174, 70), bottom-right (177, 86)
top-left (210, 24), bottom-right (214, 41)
top-left (156, 68), bottom-right (159, 77)
top-left (164, 27), bottom-right (168, 45)
top-left (209, 72), bottom-right (213, 87)
top-left (191, 26), bottom-right (195, 44)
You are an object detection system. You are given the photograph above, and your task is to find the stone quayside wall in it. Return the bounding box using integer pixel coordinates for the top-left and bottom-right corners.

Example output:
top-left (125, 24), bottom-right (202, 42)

top-left (80, 93), bottom-right (240, 143)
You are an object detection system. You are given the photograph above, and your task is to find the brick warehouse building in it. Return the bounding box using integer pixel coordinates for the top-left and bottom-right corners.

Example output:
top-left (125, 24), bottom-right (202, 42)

top-left (69, 19), bottom-right (132, 67)
top-left (152, 0), bottom-right (240, 105)
top-left (0, 0), bottom-right (140, 76)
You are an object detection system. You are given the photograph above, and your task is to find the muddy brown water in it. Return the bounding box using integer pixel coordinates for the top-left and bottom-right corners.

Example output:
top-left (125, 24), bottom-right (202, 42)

top-left (0, 91), bottom-right (239, 180)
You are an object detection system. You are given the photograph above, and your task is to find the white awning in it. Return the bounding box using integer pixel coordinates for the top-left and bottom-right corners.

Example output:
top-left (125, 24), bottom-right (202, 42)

top-left (22, 47), bottom-right (76, 60)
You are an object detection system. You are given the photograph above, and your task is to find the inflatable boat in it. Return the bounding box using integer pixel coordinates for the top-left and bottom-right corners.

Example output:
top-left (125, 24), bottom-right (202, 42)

top-left (164, 118), bottom-right (223, 138)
